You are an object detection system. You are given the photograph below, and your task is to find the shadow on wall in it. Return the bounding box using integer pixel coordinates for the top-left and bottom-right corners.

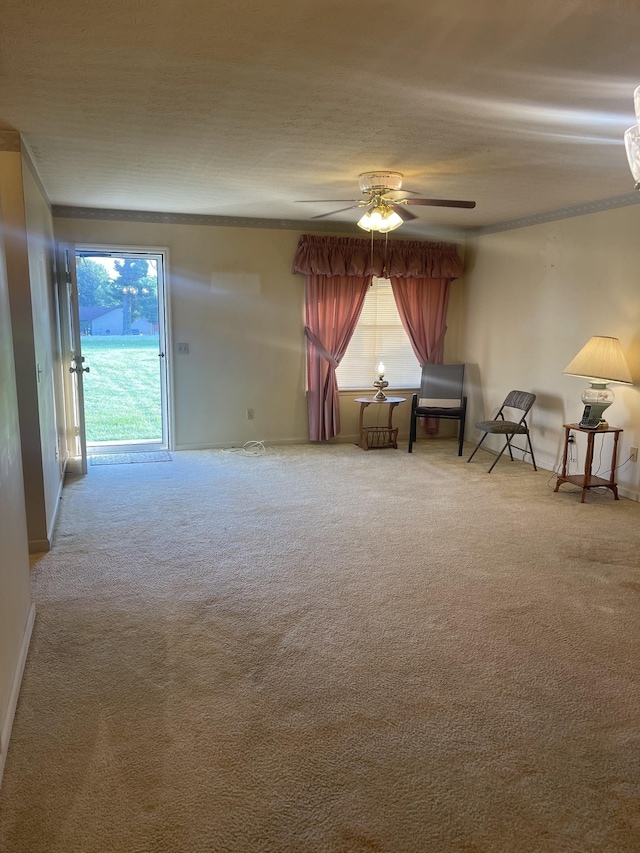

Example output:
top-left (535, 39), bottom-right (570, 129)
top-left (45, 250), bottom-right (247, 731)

top-left (462, 362), bottom-right (484, 428)
top-left (626, 332), bottom-right (640, 383)
top-left (462, 241), bottom-right (478, 276)
top-left (530, 391), bottom-right (566, 435)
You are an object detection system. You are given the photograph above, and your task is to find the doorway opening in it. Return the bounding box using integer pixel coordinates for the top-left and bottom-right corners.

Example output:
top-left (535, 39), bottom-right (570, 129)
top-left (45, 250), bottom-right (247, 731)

top-left (75, 248), bottom-right (171, 453)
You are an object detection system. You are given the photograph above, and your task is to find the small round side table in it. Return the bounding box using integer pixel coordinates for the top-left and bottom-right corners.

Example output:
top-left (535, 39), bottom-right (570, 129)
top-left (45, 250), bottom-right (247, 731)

top-left (355, 396), bottom-right (406, 450)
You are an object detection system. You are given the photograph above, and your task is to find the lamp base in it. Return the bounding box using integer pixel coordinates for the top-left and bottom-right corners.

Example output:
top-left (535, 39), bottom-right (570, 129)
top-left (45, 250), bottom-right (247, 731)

top-left (580, 381), bottom-right (614, 423)
top-left (373, 378), bottom-right (388, 401)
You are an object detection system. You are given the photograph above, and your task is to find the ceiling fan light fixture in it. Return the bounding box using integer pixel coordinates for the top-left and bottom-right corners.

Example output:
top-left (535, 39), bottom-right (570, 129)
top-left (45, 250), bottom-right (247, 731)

top-left (356, 210), bottom-right (376, 231)
top-left (378, 210), bottom-right (403, 233)
top-left (624, 124), bottom-right (640, 187)
top-left (357, 206), bottom-right (403, 233)
top-left (300, 169), bottom-right (475, 225)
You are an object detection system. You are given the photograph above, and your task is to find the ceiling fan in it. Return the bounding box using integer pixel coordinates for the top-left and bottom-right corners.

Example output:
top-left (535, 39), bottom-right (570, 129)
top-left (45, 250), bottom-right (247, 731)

top-left (297, 171), bottom-right (476, 232)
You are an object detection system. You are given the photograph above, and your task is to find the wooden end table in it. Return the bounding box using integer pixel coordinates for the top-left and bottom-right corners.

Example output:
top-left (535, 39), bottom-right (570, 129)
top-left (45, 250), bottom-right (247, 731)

top-left (554, 423), bottom-right (623, 503)
top-left (355, 396), bottom-right (406, 450)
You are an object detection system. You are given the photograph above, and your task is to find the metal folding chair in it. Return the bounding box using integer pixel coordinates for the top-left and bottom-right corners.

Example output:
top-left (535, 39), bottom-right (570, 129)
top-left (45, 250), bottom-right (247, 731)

top-left (467, 390), bottom-right (537, 473)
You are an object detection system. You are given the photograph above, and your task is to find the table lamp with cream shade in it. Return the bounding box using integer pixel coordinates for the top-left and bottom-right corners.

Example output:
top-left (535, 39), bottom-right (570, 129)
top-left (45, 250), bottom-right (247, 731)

top-left (563, 336), bottom-right (632, 427)
top-left (373, 361), bottom-right (389, 400)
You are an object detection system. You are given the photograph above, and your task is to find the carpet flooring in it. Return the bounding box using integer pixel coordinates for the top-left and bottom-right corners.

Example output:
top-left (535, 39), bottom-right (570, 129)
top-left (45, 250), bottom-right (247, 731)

top-left (1, 441), bottom-right (639, 852)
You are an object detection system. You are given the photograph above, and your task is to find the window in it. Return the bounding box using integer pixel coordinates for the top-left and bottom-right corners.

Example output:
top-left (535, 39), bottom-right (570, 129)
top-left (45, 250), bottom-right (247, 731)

top-left (336, 278), bottom-right (421, 390)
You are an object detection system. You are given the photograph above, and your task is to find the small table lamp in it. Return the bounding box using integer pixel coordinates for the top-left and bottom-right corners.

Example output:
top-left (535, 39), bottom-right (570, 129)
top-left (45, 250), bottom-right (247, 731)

top-left (563, 336), bottom-right (632, 423)
top-left (373, 361), bottom-right (389, 400)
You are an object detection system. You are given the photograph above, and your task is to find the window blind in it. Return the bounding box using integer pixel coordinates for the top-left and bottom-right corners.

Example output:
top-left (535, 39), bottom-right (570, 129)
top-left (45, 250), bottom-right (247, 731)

top-left (336, 278), bottom-right (421, 390)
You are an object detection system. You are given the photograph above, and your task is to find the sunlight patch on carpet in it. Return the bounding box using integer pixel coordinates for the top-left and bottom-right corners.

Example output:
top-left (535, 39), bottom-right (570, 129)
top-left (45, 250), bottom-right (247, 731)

top-left (90, 451), bottom-right (172, 465)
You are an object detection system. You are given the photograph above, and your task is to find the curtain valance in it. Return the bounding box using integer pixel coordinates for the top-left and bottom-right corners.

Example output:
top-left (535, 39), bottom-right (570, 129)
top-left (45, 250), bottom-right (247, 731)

top-left (292, 234), bottom-right (463, 280)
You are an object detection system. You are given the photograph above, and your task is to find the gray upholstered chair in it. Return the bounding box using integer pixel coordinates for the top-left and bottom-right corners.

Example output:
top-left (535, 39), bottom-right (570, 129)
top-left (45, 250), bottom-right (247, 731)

top-left (408, 364), bottom-right (467, 456)
top-left (467, 390), bottom-right (537, 472)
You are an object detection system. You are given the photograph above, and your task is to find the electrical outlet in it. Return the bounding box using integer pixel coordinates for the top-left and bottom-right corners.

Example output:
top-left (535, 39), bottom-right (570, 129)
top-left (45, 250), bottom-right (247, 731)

top-left (246, 408), bottom-right (254, 420)
top-left (567, 433), bottom-right (575, 443)
top-left (630, 446), bottom-right (638, 463)
top-left (177, 342), bottom-right (189, 355)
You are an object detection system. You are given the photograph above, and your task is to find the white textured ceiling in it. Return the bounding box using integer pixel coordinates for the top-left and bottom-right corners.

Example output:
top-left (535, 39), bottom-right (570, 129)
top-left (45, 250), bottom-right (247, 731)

top-left (2, 0), bottom-right (640, 235)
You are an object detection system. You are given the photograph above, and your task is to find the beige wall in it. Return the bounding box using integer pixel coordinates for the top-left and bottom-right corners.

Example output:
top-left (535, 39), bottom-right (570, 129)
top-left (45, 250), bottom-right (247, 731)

top-left (53, 217), bottom-right (465, 448)
top-left (462, 205), bottom-right (640, 499)
top-left (0, 144), bottom-right (64, 551)
top-left (0, 203), bottom-right (33, 783)
top-left (54, 219), bottom-right (309, 448)
top-left (22, 153), bottom-right (65, 543)
top-left (0, 148), bottom-right (49, 548)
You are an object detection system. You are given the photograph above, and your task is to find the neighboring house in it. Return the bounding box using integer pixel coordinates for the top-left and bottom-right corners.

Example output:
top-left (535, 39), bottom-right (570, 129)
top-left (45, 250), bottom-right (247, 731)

top-left (79, 305), bottom-right (156, 336)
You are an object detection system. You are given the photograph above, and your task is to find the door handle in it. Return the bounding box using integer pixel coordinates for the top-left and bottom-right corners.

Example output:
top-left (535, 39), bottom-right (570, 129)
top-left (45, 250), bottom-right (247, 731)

top-left (158, 352), bottom-right (165, 358)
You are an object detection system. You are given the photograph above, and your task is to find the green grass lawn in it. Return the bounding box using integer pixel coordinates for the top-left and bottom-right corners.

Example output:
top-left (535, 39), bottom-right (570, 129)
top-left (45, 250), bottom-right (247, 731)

top-left (81, 336), bottom-right (162, 443)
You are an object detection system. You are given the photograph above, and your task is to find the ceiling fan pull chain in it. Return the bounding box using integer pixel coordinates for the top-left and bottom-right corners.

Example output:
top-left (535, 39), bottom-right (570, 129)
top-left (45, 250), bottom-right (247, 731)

top-left (370, 229), bottom-right (374, 278)
top-left (383, 231), bottom-right (389, 278)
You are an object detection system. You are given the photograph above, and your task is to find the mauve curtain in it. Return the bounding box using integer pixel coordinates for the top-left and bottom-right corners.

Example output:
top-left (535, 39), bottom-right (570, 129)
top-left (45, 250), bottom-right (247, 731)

top-left (292, 235), bottom-right (463, 442)
top-left (390, 277), bottom-right (451, 365)
top-left (304, 274), bottom-right (370, 441)
top-left (292, 235), bottom-right (463, 280)
top-left (390, 276), bottom-right (451, 434)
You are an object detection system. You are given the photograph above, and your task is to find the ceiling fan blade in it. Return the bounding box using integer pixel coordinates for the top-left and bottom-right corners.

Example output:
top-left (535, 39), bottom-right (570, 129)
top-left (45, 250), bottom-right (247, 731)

top-left (390, 204), bottom-right (418, 222)
top-left (311, 204), bottom-right (365, 220)
top-left (296, 198), bottom-right (363, 203)
top-left (403, 198), bottom-right (476, 209)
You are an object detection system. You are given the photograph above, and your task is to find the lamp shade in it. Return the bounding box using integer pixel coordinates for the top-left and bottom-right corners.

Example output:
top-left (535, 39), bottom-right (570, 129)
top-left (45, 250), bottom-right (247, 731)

top-left (563, 336), bottom-right (632, 384)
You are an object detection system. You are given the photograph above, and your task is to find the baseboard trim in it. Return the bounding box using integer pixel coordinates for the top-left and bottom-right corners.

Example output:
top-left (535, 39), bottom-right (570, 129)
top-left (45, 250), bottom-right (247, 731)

top-left (174, 437), bottom-right (311, 451)
top-left (45, 473), bottom-right (65, 549)
top-left (0, 602), bottom-right (36, 788)
top-left (618, 485), bottom-right (640, 501)
top-left (28, 538), bottom-right (50, 554)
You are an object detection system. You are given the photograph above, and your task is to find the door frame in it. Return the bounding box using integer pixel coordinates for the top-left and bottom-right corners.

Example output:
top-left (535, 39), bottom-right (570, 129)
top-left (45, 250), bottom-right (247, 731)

top-left (75, 244), bottom-right (174, 453)
top-left (56, 242), bottom-right (88, 474)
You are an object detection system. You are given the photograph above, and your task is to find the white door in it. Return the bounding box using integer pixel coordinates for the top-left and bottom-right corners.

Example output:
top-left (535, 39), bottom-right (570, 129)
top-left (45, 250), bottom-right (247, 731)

top-left (74, 247), bottom-right (171, 453)
top-left (57, 242), bottom-right (88, 474)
